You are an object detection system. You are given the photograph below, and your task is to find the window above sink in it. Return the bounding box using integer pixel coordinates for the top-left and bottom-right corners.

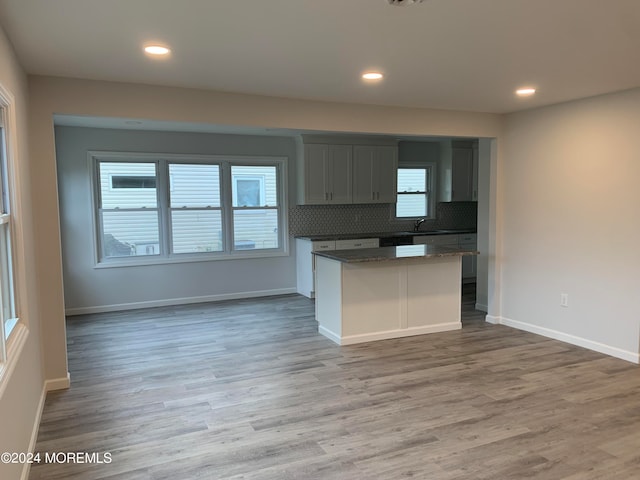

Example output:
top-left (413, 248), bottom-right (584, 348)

top-left (395, 163), bottom-right (436, 220)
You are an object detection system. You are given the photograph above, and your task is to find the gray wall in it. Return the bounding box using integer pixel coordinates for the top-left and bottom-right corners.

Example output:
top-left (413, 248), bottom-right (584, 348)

top-left (499, 88), bottom-right (640, 360)
top-left (55, 126), bottom-right (298, 313)
top-left (398, 140), bottom-right (440, 165)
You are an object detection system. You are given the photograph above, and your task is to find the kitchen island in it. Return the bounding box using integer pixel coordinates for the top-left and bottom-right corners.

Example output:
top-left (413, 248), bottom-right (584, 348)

top-left (313, 244), bottom-right (478, 345)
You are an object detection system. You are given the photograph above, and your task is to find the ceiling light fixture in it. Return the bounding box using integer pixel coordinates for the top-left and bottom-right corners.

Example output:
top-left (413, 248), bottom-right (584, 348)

top-left (516, 87), bottom-right (536, 96)
top-left (362, 72), bottom-right (384, 80)
top-left (387, 0), bottom-right (425, 5)
top-left (144, 45), bottom-right (171, 56)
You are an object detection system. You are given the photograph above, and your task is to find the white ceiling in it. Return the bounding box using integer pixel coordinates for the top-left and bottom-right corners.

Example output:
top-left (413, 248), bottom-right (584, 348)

top-left (1, 0), bottom-right (639, 114)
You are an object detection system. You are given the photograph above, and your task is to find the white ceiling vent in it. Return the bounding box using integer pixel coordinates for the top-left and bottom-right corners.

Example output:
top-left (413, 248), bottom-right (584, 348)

top-left (387, 0), bottom-right (425, 6)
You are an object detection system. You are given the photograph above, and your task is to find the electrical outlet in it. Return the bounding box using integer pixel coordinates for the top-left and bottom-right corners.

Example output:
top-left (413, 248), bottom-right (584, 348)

top-left (560, 293), bottom-right (569, 307)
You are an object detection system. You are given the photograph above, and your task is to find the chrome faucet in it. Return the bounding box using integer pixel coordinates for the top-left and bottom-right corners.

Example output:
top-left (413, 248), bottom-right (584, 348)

top-left (413, 218), bottom-right (425, 232)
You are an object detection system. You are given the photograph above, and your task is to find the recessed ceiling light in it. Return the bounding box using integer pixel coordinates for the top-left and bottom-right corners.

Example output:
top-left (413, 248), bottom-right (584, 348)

top-left (387, 0), bottom-right (425, 5)
top-left (144, 45), bottom-right (171, 56)
top-left (516, 87), bottom-right (536, 96)
top-left (362, 72), bottom-right (384, 80)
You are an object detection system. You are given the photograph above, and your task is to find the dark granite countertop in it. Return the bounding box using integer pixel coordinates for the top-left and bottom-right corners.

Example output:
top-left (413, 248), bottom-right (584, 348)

top-left (295, 228), bottom-right (477, 242)
top-left (312, 244), bottom-right (479, 263)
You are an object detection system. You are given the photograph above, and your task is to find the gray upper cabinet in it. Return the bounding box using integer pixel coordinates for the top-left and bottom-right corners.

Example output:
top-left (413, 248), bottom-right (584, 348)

top-left (352, 145), bottom-right (398, 204)
top-left (451, 147), bottom-right (474, 202)
top-left (440, 140), bottom-right (478, 202)
top-left (298, 138), bottom-right (398, 205)
top-left (301, 144), bottom-right (352, 204)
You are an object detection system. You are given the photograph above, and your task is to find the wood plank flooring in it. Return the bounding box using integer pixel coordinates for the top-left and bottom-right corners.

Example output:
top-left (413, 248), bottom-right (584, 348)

top-left (29, 286), bottom-right (640, 479)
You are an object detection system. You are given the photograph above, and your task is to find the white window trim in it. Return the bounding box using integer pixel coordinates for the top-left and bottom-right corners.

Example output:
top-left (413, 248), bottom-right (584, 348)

top-left (88, 151), bottom-right (289, 268)
top-left (394, 162), bottom-right (437, 220)
top-left (0, 83), bottom-right (30, 396)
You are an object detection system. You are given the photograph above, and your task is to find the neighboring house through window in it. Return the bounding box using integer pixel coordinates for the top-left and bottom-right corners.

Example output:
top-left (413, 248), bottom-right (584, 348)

top-left (92, 153), bottom-right (287, 265)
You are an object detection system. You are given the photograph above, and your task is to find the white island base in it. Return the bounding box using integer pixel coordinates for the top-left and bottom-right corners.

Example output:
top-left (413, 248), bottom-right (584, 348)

top-left (315, 255), bottom-right (463, 345)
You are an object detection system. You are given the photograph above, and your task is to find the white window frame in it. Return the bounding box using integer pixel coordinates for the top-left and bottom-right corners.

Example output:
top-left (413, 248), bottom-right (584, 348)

top-left (89, 152), bottom-right (289, 268)
top-left (395, 163), bottom-right (436, 220)
top-left (0, 84), bottom-right (29, 397)
top-left (97, 160), bottom-right (160, 260)
top-left (167, 162), bottom-right (222, 255)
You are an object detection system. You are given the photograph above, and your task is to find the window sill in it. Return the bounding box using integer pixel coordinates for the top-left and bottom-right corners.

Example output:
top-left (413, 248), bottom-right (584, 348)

top-left (93, 249), bottom-right (290, 269)
top-left (0, 322), bottom-right (29, 399)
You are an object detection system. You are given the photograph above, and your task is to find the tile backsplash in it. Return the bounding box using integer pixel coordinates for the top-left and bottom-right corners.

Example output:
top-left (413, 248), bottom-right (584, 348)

top-left (436, 202), bottom-right (478, 230)
top-left (289, 201), bottom-right (477, 236)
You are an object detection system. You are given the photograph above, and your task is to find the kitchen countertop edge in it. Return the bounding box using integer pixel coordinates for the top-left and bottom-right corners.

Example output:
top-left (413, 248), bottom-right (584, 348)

top-left (312, 245), bottom-right (479, 264)
top-left (295, 229), bottom-right (477, 242)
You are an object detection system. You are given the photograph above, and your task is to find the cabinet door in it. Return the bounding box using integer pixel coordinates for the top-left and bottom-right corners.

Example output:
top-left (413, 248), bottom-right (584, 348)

top-left (327, 145), bottom-right (352, 204)
top-left (459, 235), bottom-right (477, 279)
top-left (462, 255), bottom-right (477, 278)
top-left (413, 234), bottom-right (459, 246)
top-left (311, 241), bottom-right (336, 251)
top-left (374, 146), bottom-right (398, 203)
top-left (472, 144), bottom-right (479, 201)
top-left (304, 144), bottom-right (329, 204)
top-left (335, 238), bottom-right (379, 250)
top-left (352, 146), bottom-right (376, 203)
top-left (353, 145), bottom-right (398, 204)
top-left (310, 241), bottom-right (336, 297)
top-left (451, 147), bottom-right (474, 201)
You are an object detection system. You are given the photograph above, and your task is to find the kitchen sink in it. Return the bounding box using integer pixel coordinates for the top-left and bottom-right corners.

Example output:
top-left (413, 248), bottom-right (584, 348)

top-left (379, 229), bottom-right (476, 247)
top-left (415, 229), bottom-right (477, 235)
top-left (386, 229), bottom-right (464, 237)
top-left (385, 231), bottom-right (417, 236)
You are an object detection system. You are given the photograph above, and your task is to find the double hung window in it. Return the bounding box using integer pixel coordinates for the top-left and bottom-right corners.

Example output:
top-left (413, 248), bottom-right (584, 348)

top-left (0, 102), bottom-right (19, 366)
top-left (93, 153), bottom-right (287, 265)
top-left (395, 164), bottom-right (435, 219)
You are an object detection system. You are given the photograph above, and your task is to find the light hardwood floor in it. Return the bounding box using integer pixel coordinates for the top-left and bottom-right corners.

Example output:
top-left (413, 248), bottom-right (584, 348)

top-left (30, 286), bottom-right (640, 479)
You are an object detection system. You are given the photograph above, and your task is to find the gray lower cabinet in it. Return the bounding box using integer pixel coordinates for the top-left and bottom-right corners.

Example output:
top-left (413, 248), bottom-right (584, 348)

top-left (414, 233), bottom-right (477, 281)
top-left (459, 234), bottom-right (477, 281)
top-left (296, 237), bottom-right (379, 298)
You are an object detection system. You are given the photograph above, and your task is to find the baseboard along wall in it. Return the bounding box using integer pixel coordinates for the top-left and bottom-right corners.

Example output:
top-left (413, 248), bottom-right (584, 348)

top-left (485, 315), bottom-right (639, 364)
top-left (65, 288), bottom-right (298, 316)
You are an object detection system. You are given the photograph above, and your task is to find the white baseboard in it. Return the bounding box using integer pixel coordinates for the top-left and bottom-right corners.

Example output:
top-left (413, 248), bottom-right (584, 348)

top-left (489, 315), bottom-right (640, 364)
top-left (318, 325), bottom-right (341, 344)
top-left (319, 322), bottom-right (462, 346)
top-left (20, 373), bottom-right (72, 479)
top-left (485, 314), bottom-right (500, 324)
top-left (45, 372), bottom-right (71, 391)
top-left (65, 288), bottom-right (298, 316)
top-left (475, 303), bottom-right (488, 312)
